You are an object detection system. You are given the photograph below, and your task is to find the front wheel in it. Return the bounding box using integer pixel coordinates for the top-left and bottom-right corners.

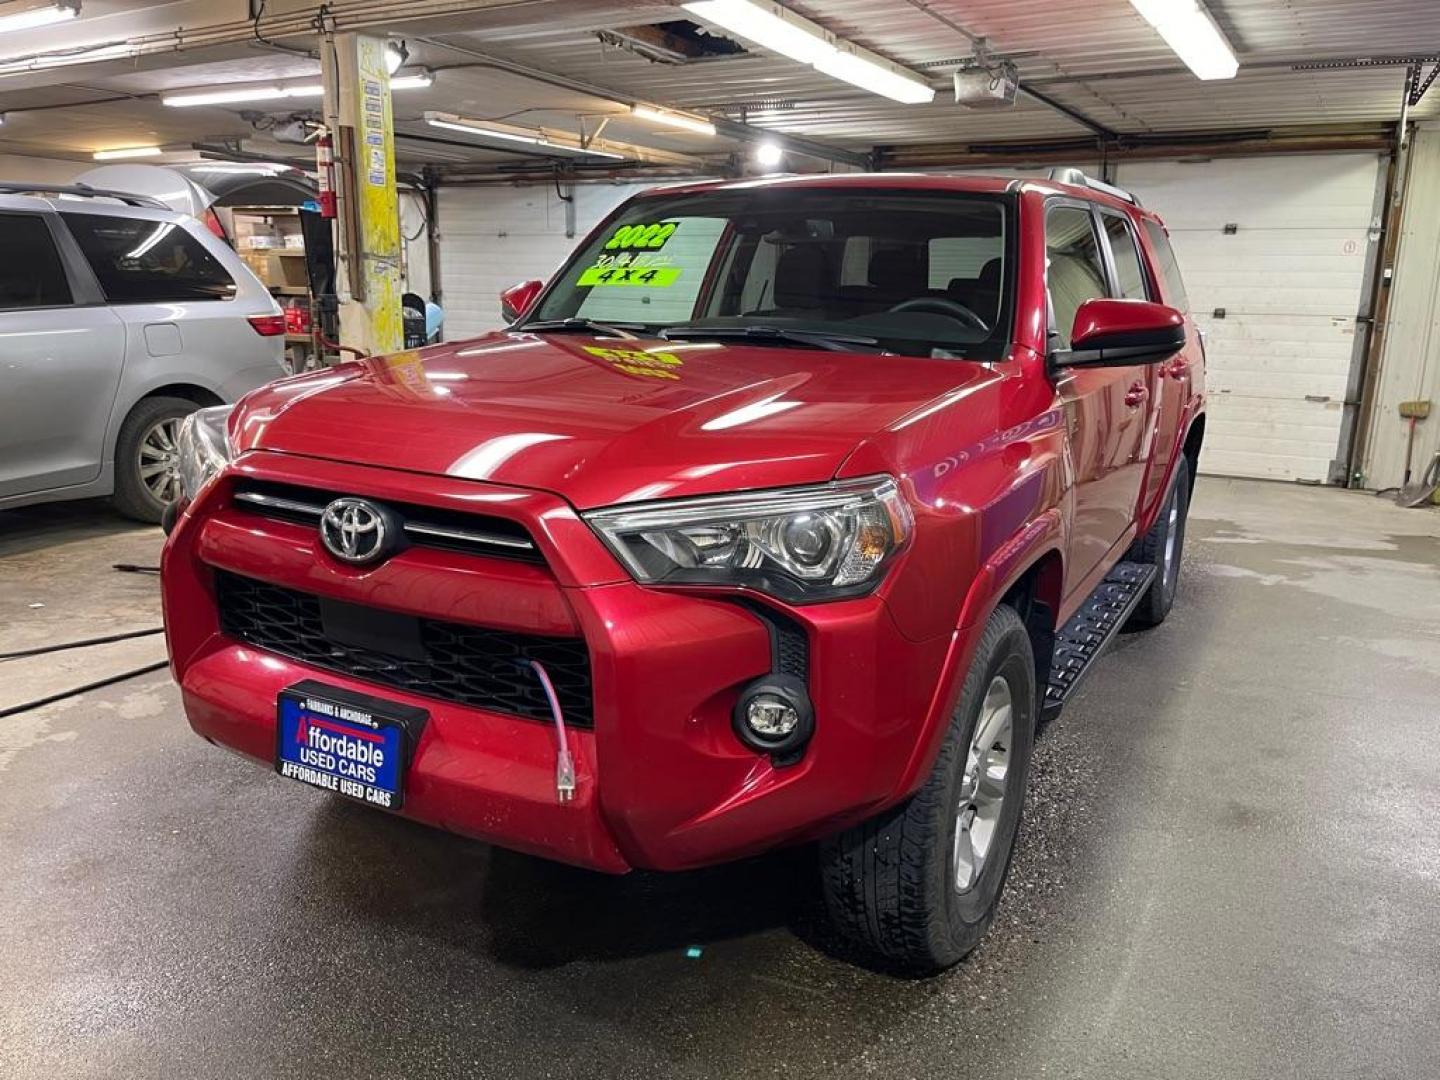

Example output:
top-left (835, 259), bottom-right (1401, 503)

top-left (818, 604), bottom-right (1037, 975)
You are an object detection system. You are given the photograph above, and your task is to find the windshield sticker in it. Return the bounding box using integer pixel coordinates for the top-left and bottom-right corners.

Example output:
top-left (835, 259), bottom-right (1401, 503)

top-left (583, 345), bottom-right (684, 380)
top-left (577, 258), bottom-right (681, 288)
top-left (577, 220), bottom-right (683, 287)
top-left (604, 222), bottom-right (679, 251)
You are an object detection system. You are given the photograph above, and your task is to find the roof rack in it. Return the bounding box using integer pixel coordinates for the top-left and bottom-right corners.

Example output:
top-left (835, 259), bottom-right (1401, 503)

top-left (1046, 167), bottom-right (1141, 207)
top-left (0, 182), bottom-right (169, 210)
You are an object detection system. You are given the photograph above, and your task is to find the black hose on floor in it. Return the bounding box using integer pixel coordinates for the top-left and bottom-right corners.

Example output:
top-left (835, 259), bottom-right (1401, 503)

top-left (0, 660), bottom-right (170, 720)
top-left (0, 626), bottom-right (165, 662)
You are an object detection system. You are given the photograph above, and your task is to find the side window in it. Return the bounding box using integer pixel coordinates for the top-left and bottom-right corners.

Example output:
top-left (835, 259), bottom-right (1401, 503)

top-left (1045, 206), bottom-right (1107, 349)
top-left (0, 214), bottom-right (72, 310)
top-left (62, 213), bottom-right (236, 303)
top-left (1101, 213), bottom-right (1149, 301)
top-left (1141, 219), bottom-right (1190, 312)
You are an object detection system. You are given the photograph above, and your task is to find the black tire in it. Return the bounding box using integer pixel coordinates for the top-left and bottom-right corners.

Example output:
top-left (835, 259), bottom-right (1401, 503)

top-left (110, 396), bottom-right (199, 523)
top-left (1126, 457), bottom-right (1190, 629)
top-left (818, 604), bottom-right (1037, 975)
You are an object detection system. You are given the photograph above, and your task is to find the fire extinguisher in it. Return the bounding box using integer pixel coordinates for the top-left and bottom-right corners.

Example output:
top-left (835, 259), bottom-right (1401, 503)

top-left (315, 129), bottom-right (336, 219)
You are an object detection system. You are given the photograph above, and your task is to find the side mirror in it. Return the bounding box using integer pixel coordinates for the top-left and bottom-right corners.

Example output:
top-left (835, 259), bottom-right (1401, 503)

top-left (1058, 298), bottom-right (1186, 368)
top-left (500, 279), bottom-right (544, 323)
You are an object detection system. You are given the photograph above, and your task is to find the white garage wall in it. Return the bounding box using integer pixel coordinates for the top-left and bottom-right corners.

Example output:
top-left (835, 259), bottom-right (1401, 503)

top-left (437, 181), bottom-right (696, 339)
top-left (1115, 154), bottom-right (1382, 482)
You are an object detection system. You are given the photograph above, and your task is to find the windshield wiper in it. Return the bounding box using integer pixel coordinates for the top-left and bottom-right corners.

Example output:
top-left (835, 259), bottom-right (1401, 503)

top-left (521, 317), bottom-right (648, 339)
top-left (659, 324), bottom-right (879, 352)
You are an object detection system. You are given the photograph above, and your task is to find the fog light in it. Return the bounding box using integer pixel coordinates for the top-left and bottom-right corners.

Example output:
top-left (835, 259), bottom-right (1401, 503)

top-left (747, 695), bottom-right (799, 738)
top-left (732, 673), bottom-right (814, 761)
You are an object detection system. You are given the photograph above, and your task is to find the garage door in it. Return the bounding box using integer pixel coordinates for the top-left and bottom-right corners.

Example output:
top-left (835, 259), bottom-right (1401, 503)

top-left (438, 182), bottom-right (688, 340)
top-left (1116, 154), bottom-right (1381, 482)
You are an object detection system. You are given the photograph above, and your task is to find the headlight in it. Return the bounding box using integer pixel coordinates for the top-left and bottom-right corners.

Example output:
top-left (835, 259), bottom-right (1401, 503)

top-left (584, 476), bottom-right (912, 602)
top-left (175, 404), bottom-right (236, 503)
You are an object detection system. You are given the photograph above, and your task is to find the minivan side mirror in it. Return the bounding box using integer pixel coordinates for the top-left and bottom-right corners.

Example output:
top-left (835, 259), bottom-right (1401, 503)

top-left (1056, 298), bottom-right (1186, 368)
top-left (500, 279), bottom-right (544, 323)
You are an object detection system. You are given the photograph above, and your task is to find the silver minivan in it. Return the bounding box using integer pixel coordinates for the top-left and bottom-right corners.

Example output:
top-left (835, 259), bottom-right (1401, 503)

top-left (0, 184), bottom-right (287, 522)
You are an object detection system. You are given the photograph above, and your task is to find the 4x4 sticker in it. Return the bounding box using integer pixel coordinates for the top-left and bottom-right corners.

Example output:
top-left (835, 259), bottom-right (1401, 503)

top-left (577, 262), bottom-right (680, 287)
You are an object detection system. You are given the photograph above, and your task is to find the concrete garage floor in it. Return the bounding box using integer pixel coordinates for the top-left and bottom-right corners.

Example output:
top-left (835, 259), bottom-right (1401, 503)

top-left (2, 480), bottom-right (1438, 1080)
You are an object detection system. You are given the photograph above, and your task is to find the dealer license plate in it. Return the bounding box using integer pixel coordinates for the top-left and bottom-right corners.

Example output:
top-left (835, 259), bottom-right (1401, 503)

top-left (275, 681), bottom-right (427, 811)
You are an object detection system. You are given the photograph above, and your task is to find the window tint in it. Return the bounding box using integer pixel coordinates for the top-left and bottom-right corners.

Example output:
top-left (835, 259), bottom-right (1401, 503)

top-left (1141, 219), bottom-right (1189, 312)
top-left (63, 213), bottom-right (236, 303)
top-left (1101, 213), bottom-right (1149, 301)
top-left (1045, 206), bottom-right (1107, 348)
top-left (0, 214), bottom-right (72, 310)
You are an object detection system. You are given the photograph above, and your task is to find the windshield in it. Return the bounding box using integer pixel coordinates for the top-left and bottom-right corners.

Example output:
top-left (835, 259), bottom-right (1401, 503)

top-left (523, 188), bottom-right (1014, 359)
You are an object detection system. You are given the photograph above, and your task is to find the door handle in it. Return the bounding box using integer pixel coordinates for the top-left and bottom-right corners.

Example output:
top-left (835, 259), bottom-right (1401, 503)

top-left (1124, 381), bottom-right (1149, 407)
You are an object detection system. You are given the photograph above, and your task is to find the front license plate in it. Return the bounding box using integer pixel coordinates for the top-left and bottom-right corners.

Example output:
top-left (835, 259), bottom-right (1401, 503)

top-left (275, 681), bottom-right (427, 811)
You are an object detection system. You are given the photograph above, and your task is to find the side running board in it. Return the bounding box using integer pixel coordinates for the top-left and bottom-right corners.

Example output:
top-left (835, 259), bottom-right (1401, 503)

top-left (1042, 561), bottom-right (1157, 719)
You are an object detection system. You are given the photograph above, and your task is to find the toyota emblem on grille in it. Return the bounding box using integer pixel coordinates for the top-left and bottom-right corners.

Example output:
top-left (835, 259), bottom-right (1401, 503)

top-left (320, 498), bottom-right (390, 564)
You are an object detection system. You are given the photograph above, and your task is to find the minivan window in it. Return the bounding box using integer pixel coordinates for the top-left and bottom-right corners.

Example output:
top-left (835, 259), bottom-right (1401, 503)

top-left (1045, 206), bottom-right (1107, 348)
top-left (1141, 219), bottom-right (1190, 312)
top-left (63, 213), bottom-right (236, 303)
top-left (0, 214), bottom-right (72, 310)
top-left (529, 189), bottom-right (1014, 360)
top-left (1101, 213), bottom-right (1149, 301)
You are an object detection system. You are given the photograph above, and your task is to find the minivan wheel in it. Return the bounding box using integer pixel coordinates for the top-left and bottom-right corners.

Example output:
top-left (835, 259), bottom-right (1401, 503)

top-left (1125, 457), bottom-right (1190, 629)
top-left (818, 604), bottom-right (1036, 975)
top-left (111, 396), bottom-right (199, 523)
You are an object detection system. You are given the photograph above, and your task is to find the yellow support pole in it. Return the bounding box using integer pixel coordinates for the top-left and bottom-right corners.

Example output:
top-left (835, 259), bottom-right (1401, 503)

top-left (325, 32), bottom-right (402, 357)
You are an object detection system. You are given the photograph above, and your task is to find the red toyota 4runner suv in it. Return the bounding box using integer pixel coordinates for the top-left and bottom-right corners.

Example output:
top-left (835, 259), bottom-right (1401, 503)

top-left (162, 171), bottom-right (1204, 973)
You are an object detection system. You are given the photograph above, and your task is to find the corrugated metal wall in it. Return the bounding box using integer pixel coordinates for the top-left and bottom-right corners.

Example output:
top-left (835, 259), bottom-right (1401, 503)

top-left (1361, 122), bottom-right (1440, 490)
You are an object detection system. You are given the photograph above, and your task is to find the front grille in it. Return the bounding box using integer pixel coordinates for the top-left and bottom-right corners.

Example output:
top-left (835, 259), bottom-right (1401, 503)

top-left (232, 480), bottom-right (544, 564)
top-left (216, 571), bottom-right (593, 726)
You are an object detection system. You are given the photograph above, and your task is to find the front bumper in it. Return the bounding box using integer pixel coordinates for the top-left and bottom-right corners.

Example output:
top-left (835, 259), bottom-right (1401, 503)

top-left (163, 453), bottom-right (952, 873)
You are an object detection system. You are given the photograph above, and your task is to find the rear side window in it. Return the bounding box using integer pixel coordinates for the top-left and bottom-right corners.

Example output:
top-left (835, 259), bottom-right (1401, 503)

top-left (1141, 219), bottom-right (1189, 312)
top-left (1045, 206), bottom-right (1107, 348)
top-left (0, 213), bottom-right (72, 310)
top-left (1101, 213), bottom-right (1149, 301)
top-left (63, 213), bottom-right (236, 303)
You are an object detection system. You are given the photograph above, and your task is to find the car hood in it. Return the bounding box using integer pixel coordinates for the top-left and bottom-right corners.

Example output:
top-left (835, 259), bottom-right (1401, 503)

top-left (232, 331), bottom-right (998, 509)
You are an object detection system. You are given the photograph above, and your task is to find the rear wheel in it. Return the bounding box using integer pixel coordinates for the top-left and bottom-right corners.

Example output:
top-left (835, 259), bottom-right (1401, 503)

top-left (818, 604), bottom-right (1037, 974)
top-left (1126, 457), bottom-right (1190, 629)
top-left (111, 396), bottom-right (198, 523)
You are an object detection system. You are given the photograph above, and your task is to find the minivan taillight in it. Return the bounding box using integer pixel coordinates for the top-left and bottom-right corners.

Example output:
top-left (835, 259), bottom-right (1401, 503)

top-left (247, 314), bottom-right (287, 336)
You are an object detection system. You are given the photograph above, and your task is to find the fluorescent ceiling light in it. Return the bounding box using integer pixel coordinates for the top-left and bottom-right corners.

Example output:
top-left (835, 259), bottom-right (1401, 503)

top-left (164, 73), bottom-right (429, 108)
top-left (814, 48), bottom-right (935, 104)
top-left (424, 114), bottom-right (627, 160)
top-left (682, 0), bottom-right (934, 104)
top-left (683, 0), bottom-right (834, 65)
top-left (1128, 0), bottom-right (1238, 80)
top-left (93, 146), bottom-right (163, 160)
top-left (0, 1), bottom-right (78, 34)
top-left (630, 104), bottom-right (716, 137)
top-left (390, 71), bottom-right (433, 90)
